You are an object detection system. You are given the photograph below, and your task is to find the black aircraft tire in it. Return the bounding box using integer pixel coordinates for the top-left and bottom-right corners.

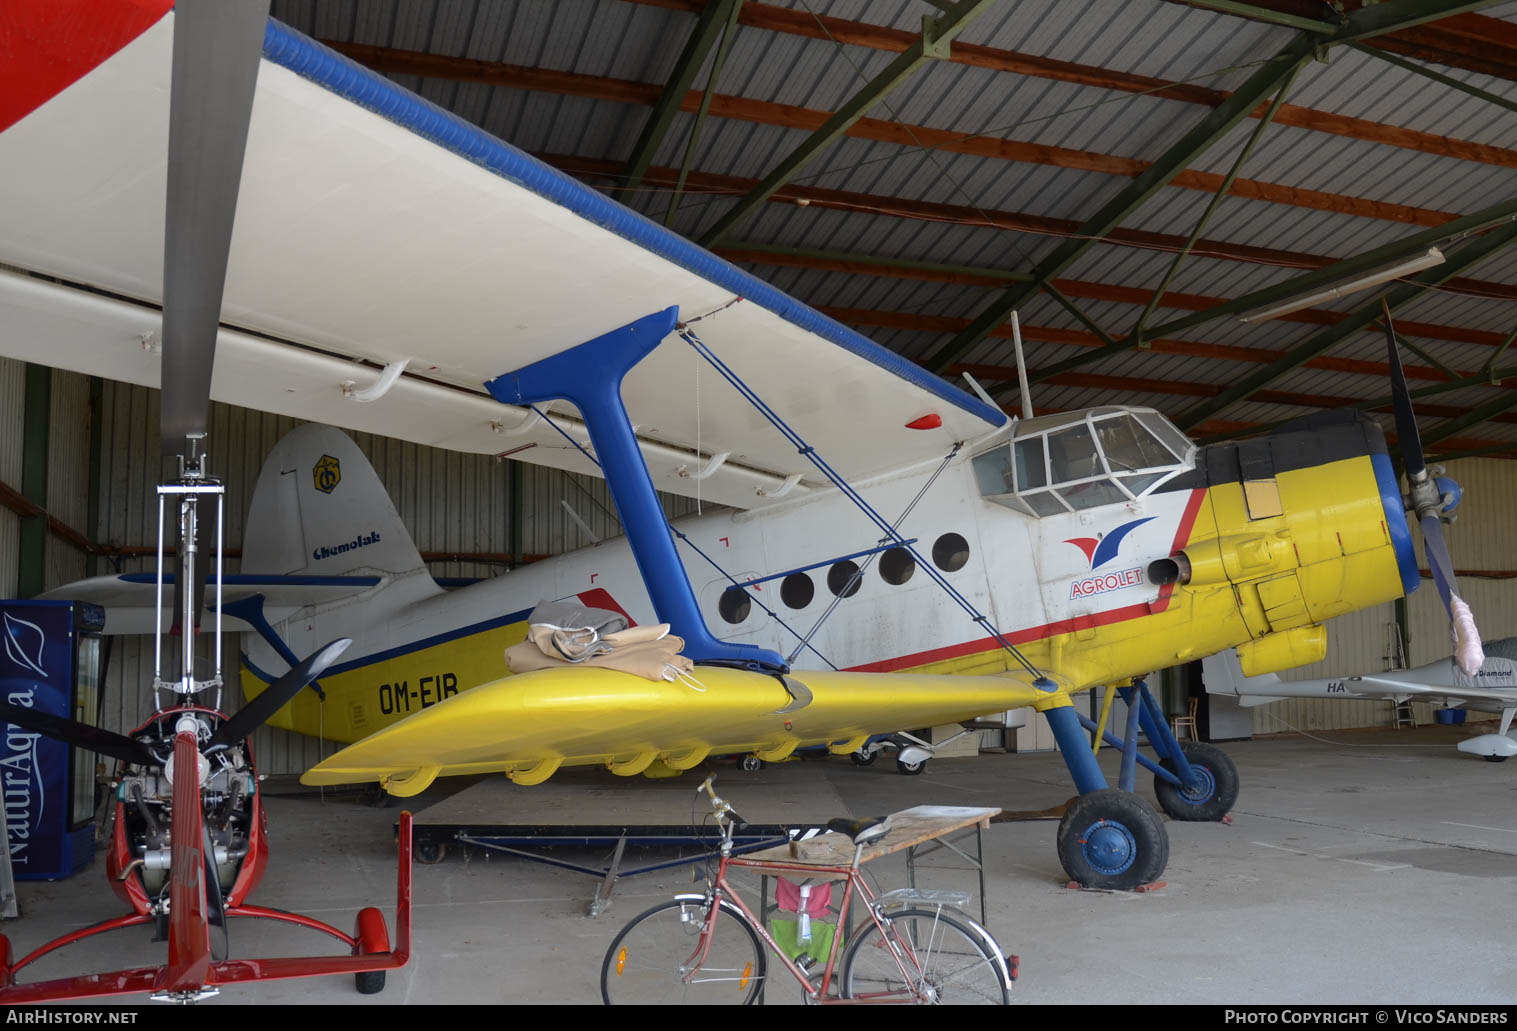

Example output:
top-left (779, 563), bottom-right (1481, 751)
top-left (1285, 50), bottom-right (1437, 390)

top-left (355, 970), bottom-right (385, 995)
top-left (851, 749), bottom-right (877, 766)
top-left (896, 758), bottom-right (926, 776)
top-left (1055, 789), bottom-right (1169, 891)
top-left (1484, 754), bottom-right (1508, 763)
top-left (415, 841), bottom-right (448, 865)
top-left (1154, 742), bottom-right (1239, 822)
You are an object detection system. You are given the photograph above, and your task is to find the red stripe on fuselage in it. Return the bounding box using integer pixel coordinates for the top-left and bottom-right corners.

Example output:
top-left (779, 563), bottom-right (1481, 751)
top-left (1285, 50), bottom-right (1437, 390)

top-left (845, 488), bottom-right (1208, 674)
top-left (0, 0), bottom-right (174, 133)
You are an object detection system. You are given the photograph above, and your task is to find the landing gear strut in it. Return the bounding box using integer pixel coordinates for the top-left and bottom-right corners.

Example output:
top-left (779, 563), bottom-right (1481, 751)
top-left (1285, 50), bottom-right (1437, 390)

top-left (1044, 679), bottom-right (1240, 890)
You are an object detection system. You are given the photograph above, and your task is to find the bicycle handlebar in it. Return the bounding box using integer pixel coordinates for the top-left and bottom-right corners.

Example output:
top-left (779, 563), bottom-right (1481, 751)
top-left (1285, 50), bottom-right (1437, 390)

top-left (696, 774), bottom-right (743, 832)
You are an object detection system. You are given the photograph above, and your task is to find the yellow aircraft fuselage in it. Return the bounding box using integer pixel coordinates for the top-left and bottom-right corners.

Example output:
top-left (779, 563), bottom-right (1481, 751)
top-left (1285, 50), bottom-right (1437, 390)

top-left (252, 410), bottom-right (1415, 793)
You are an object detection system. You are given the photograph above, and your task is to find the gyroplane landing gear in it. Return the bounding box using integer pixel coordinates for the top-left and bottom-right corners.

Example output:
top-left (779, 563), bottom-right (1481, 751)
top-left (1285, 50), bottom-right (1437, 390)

top-left (1043, 678), bottom-right (1239, 890)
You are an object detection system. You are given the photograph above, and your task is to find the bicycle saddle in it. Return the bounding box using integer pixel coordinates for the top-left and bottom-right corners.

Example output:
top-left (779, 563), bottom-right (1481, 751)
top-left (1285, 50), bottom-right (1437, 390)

top-left (827, 815), bottom-right (892, 847)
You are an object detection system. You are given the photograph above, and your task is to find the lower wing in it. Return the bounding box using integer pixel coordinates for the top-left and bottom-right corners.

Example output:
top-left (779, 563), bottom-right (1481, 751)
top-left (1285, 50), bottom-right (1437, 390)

top-left (300, 665), bottom-right (1050, 796)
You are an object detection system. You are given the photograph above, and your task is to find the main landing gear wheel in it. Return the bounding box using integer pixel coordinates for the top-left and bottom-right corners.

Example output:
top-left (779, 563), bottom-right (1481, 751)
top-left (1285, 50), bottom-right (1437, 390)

top-left (850, 749), bottom-right (877, 766)
top-left (896, 758), bottom-right (926, 776)
top-left (1056, 789), bottom-right (1169, 891)
top-left (1484, 754), bottom-right (1508, 763)
top-left (1153, 741), bottom-right (1239, 822)
top-left (739, 756), bottom-right (765, 772)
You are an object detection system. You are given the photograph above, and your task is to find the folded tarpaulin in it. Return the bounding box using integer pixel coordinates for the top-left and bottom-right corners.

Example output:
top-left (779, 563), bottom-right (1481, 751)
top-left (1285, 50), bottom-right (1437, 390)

top-left (506, 619), bottom-right (695, 682)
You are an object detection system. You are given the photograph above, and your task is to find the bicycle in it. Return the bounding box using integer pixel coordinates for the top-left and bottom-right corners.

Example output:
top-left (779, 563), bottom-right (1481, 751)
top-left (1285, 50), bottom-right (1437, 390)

top-left (600, 775), bottom-right (1014, 1004)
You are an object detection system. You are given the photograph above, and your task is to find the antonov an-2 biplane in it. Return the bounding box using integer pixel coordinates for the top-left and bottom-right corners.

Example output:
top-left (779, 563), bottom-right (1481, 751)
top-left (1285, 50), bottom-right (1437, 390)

top-left (0, 1), bottom-right (1482, 890)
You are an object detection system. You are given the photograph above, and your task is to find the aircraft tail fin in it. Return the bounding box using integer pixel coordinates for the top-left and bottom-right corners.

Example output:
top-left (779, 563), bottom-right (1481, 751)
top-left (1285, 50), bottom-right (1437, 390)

top-left (244, 425), bottom-right (428, 578)
top-left (1202, 647), bottom-right (1285, 708)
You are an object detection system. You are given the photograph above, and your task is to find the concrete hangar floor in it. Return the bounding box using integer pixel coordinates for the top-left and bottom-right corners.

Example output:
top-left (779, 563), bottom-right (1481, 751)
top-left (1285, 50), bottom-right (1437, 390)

top-left (6, 724), bottom-right (1512, 1006)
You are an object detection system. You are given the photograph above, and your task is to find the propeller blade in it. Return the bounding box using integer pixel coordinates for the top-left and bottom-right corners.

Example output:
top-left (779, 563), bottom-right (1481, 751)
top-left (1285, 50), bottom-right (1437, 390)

top-left (0, 691), bottom-right (155, 767)
top-left (1421, 516), bottom-right (1485, 677)
top-left (205, 638), bottom-right (351, 751)
top-left (203, 824), bottom-right (229, 963)
top-left (158, 0), bottom-right (270, 456)
top-left (1382, 302), bottom-right (1482, 671)
top-left (1381, 302), bottom-right (1426, 481)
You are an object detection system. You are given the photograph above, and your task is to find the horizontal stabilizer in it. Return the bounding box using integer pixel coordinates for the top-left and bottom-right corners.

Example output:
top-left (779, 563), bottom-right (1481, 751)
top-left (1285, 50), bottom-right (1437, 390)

top-left (39, 573), bottom-right (381, 635)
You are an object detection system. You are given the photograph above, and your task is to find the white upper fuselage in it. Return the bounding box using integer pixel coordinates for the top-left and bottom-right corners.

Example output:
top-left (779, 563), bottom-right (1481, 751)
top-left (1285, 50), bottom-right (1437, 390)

top-left (246, 453), bottom-right (1197, 685)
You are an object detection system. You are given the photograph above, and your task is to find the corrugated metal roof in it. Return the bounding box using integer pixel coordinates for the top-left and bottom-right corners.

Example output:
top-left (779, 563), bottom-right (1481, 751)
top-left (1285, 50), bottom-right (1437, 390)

top-left (266, 0), bottom-right (1517, 456)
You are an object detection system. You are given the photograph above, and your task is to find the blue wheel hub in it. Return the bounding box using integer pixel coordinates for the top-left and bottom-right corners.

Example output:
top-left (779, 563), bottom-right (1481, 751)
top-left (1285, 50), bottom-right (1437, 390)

top-left (1080, 819), bottom-right (1137, 875)
top-left (1176, 764), bottom-right (1217, 805)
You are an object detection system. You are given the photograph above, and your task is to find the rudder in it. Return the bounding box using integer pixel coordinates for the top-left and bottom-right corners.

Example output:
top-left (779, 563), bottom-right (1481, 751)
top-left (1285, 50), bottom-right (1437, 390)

top-left (243, 425), bottom-right (427, 577)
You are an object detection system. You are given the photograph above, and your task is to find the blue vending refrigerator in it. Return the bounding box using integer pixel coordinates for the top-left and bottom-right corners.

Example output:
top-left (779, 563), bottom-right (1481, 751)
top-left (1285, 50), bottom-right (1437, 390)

top-left (1, 599), bottom-right (106, 879)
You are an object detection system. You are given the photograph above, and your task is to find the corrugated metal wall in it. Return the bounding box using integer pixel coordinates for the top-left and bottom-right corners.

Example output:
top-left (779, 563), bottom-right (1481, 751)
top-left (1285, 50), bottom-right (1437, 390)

top-left (44, 370), bottom-right (91, 591)
top-left (0, 357), bottom-right (22, 598)
top-left (20, 378), bottom-right (693, 775)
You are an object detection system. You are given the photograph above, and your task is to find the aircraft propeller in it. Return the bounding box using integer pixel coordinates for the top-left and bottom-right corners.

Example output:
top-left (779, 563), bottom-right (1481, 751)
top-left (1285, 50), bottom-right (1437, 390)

top-left (1382, 302), bottom-right (1484, 677)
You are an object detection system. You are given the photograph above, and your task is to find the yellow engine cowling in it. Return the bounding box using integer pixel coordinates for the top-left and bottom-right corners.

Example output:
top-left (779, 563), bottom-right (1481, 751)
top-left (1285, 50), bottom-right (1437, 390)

top-left (1236, 624), bottom-right (1328, 677)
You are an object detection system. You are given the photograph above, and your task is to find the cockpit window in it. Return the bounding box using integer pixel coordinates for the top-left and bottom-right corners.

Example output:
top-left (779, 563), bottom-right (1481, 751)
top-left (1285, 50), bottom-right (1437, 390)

top-left (1013, 437), bottom-right (1047, 490)
top-left (1138, 412), bottom-right (1194, 463)
top-left (1098, 415), bottom-right (1181, 472)
top-left (971, 406), bottom-right (1194, 517)
top-left (1048, 424), bottom-right (1099, 483)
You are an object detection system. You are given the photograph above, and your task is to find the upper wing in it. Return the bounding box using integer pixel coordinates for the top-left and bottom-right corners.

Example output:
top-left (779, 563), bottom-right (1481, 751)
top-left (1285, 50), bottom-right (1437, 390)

top-left (0, 7), bottom-right (1005, 511)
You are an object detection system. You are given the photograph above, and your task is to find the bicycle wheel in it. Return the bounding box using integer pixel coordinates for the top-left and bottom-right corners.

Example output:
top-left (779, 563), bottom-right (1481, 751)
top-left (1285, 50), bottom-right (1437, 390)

top-left (840, 908), bottom-right (1009, 1005)
top-left (601, 896), bottom-right (766, 1005)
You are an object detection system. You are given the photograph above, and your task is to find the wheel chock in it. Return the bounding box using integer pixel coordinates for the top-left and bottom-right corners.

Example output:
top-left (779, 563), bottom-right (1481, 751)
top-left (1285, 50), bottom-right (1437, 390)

top-left (1063, 879), bottom-right (1166, 893)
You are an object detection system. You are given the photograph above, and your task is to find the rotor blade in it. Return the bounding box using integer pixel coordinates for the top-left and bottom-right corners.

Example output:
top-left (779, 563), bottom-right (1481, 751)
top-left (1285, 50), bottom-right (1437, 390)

top-left (205, 638), bottom-right (351, 751)
top-left (1421, 515), bottom-right (1485, 677)
top-left (158, 0), bottom-right (270, 456)
top-left (0, 691), bottom-right (154, 767)
top-left (1382, 301), bottom-right (1426, 481)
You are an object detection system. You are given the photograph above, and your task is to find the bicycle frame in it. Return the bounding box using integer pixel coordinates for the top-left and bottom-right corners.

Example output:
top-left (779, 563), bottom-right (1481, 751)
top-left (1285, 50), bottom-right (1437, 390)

top-left (682, 849), bottom-right (929, 1004)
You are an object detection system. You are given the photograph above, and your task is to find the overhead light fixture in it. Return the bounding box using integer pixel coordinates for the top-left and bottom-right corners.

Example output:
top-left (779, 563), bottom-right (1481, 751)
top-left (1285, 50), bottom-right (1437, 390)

top-left (1239, 247), bottom-right (1446, 323)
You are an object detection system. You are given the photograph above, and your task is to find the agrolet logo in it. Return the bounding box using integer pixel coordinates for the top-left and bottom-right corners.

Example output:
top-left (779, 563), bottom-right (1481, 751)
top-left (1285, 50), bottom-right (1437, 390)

top-left (1063, 517), bottom-right (1154, 601)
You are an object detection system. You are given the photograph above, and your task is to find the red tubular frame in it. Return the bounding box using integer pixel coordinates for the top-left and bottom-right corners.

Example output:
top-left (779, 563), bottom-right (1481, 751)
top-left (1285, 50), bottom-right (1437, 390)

top-left (0, 813), bottom-right (413, 1004)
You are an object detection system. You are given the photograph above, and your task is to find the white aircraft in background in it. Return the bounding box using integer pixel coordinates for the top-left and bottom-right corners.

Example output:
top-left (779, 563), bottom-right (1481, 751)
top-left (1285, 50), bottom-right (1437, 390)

top-left (1203, 643), bottom-right (1517, 761)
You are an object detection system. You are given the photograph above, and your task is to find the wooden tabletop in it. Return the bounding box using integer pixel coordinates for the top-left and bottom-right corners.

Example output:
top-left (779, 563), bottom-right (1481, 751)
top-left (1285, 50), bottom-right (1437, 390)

top-left (733, 805), bottom-right (1000, 874)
